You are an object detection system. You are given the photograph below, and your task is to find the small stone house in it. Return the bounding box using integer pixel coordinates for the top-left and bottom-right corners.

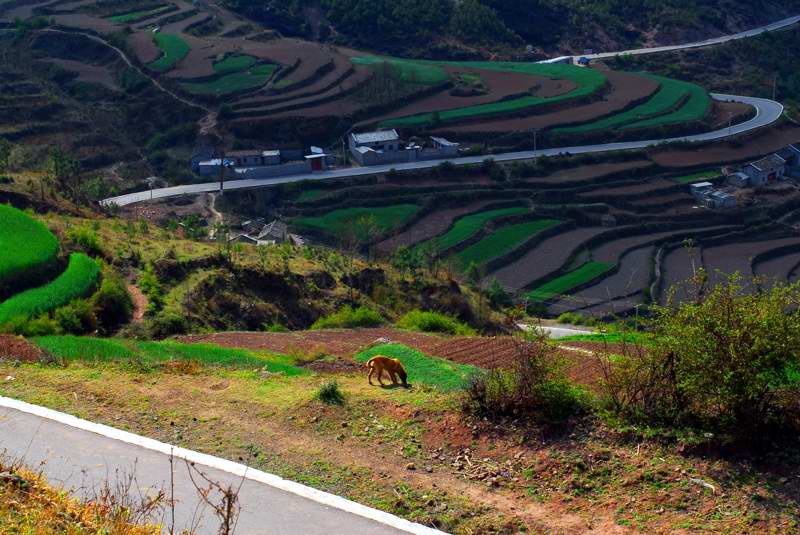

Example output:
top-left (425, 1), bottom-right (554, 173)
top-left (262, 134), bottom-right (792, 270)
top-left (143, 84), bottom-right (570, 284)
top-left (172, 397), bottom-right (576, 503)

top-left (743, 154), bottom-right (787, 186)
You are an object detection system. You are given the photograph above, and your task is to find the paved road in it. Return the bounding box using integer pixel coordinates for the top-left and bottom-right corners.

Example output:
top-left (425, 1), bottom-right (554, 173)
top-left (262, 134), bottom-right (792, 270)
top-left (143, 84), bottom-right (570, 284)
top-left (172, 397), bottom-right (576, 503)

top-left (518, 324), bottom-right (594, 339)
top-left (584, 14), bottom-right (800, 59)
top-left (0, 399), bottom-right (445, 535)
top-left (103, 93), bottom-right (784, 207)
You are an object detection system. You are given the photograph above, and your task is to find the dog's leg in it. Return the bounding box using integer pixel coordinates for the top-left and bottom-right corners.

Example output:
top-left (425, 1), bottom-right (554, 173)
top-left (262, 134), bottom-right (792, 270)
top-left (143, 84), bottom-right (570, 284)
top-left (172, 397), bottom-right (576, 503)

top-left (377, 367), bottom-right (386, 386)
top-left (390, 371), bottom-right (398, 384)
top-left (368, 365), bottom-right (374, 385)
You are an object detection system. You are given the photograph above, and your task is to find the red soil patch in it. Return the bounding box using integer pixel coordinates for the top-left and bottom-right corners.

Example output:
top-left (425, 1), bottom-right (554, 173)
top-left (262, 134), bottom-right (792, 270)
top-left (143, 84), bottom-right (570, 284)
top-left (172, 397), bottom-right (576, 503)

top-left (127, 284), bottom-right (148, 322)
top-left (702, 237), bottom-right (800, 288)
top-left (650, 124), bottom-right (800, 168)
top-left (0, 335), bottom-right (42, 363)
top-left (438, 70), bottom-right (659, 133)
top-left (178, 329), bottom-right (605, 386)
top-left (708, 101), bottom-right (754, 129)
top-left (375, 200), bottom-right (497, 253)
top-left (128, 31), bottom-right (161, 64)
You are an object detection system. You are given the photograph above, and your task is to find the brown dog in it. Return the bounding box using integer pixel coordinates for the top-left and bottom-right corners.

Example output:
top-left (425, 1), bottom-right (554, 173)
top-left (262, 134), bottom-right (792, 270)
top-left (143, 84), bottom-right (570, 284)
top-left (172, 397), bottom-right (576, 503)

top-left (367, 355), bottom-right (408, 387)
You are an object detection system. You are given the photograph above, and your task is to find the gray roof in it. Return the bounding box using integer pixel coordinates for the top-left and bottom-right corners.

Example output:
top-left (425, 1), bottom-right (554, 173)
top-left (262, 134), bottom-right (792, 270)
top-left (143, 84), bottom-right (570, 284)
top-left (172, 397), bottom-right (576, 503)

top-left (257, 220), bottom-right (288, 241)
top-left (430, 136), bottom-right (459, 147)
top-left (749, 154), bottom-right (786, 172)
top-left (351, 129), bottom-right (400, 144)
top-left (776, 145), bottom-right (800, 161)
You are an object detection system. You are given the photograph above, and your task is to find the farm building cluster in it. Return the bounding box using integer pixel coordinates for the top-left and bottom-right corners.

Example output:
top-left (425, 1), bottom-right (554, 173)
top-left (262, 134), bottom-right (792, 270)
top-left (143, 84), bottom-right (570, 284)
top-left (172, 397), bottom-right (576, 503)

top-left (689, 145), bottom-right (800, 209)
top-left (348, 130), bottom-right (460, 166)
top-left (192, 146), bottom-right (331, 179)
top-left (229, 218), bottom-right (305, 247)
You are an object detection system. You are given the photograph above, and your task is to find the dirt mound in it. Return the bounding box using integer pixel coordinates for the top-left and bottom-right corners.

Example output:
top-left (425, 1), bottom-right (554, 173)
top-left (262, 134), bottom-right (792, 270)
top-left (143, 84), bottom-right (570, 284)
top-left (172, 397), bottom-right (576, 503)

top-left (0, 335), bottom-right (42, 362)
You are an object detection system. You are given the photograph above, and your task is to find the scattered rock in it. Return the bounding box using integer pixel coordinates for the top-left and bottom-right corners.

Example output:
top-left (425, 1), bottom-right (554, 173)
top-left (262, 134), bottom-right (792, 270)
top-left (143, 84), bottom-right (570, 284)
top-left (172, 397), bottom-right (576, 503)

top-left (425, 466), bottom-right (433, 473)
top-left (340, 421), bottom-right (349, 428)
top-left (406, 462), bottom-right (416, 471)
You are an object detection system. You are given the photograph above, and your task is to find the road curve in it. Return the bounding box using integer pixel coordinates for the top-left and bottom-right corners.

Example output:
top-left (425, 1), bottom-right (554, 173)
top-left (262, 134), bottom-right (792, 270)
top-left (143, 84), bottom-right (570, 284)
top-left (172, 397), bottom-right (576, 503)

top-left (102, 94), bottom-right (784, 207)
top-left (584, 14), bottom-right (800, 59)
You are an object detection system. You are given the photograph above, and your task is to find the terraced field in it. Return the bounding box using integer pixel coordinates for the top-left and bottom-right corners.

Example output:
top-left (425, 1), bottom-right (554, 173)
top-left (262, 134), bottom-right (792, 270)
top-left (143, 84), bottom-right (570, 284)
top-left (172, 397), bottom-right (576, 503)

top-left (148, 33), bottom-right (190, 72)
top-left (413, 206), bottom-right (529, 254)
top-left (291, 204), bottom-right (420, 236)
top-left (0, 205), bottom-right (59, 296)
top-left (455, 219), bottom-right (560, 269)
top-left (557, 74), bottom-right (710, 134)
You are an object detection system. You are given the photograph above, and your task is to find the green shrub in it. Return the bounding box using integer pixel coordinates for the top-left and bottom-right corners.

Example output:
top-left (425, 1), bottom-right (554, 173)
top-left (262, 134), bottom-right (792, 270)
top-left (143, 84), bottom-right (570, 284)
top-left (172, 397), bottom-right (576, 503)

top-left (316, 380), bottom-right (345, 405)
top-left (262, 322), bottom-right (289, 332)
top-left (54, 299), bottom-right (95, 334)
top-left (139, 265), bottom-right (163, 314)
top-left (91, 274), bottom-right (133, 334)
top-left (67, 225), bottom-right (103, 256)
top-left (0, 253), bottom-right (100, 324)
top-left (397, 310), bottom-right (475, 335)
top-left (4, 314), bottom-right (62, 337)
top-left (464, 332), bottom-right (585, 422)
top-left (147, 310), bottom-right (188, 339)
top-left (603, 275), bottom-right (800, 438)
top-left (311, 305), bottom-right (384, 329)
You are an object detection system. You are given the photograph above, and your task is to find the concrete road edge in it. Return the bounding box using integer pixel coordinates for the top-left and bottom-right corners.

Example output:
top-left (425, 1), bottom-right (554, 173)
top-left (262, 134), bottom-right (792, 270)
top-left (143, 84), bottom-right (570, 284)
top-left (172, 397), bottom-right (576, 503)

top-left (0, 395), bottom-right (449, 535)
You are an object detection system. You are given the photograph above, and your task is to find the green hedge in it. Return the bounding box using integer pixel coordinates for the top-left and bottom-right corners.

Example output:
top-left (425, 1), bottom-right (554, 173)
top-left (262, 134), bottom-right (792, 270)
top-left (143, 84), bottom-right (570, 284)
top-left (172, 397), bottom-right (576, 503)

top-left (0, 253), bottom-right (100, 324)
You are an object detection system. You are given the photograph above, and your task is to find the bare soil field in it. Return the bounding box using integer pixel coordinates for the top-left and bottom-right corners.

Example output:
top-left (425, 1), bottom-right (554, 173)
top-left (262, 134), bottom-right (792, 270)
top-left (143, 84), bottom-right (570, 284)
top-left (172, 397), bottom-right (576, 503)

top-left (128, 31), bottom-right (161, 64)
top-left (578, 177), bottom-right (676, 199)
top-left (490, 226), bottom-right (608, 291)
top-left (439, 70), bottom-right (659, 134)
top-left (548, 246), bottom-right (654, 314)
top-left (753, 251), bottom-right (800, 285)
top-left (650, 124), bottom-right (800, 168)
top-left (0, 334), bottom-right (42, 362)
top-left (703, 237), bottom-right (800, 288)
top-left (375, 200), bottom-right (497, 253)
top-left (367, 67), bottom-right (576, 125)
top-left (525, 160), bottom-right (654, 185)
top-left (659, 245), bottom-right (704, 305)
top-left (47, 58), bottom-right (119, 89)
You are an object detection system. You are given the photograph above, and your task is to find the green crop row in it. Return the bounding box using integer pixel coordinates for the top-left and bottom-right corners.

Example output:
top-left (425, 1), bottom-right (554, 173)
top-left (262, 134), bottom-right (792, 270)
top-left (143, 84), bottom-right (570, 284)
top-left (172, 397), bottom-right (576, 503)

top-left (672, 168), bottom-right (720, 184)
top-left (379, 61), bottom-right (606, 127)
top-left (456, 219), bottom-right (560, 268)
top-left (557, 74), bottom-right (709, 133)
top-left (351, 56), bottom-right (449, 85)
top-left (292, 205), bottom-right (420, 235)
top-left (0, 253), bottom-right (100, 324)
top-left (526, 261), bottom-right (614, 302)
top-left (181, 64), bottom-right (278, 95)
top-left (0, 205), bottom-right (59, 295)
top-left (148, 34), bottom-right (190, 72)
top-left (213, 54), bottom-right (257, 75)
top-left (415, 206), bottom-right (528, 254)
top-left (32, 336), bottom-right (307, 374)
top-left (108, 4), bottom-right (172, 23)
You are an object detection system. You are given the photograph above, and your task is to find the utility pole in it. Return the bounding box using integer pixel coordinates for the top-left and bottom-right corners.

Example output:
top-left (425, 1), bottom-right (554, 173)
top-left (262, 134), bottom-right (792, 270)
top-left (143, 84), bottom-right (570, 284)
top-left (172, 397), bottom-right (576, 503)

top-left (773, 73), bottom-right (778, 101)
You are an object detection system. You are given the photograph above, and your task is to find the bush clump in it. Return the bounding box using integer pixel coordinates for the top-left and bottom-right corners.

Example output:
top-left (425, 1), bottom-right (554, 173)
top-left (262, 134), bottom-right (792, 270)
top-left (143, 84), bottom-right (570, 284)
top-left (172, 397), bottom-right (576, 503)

top-left (311, 305), bottom-right (384, 329)
top-left (397, 310), bottom-right (475, 336)
top-left (465, 331), bottom-right (584, 422)
top-left (316, 380), bottom-right (345, 405)
top-left (599, 274), bottom-right (800, 439)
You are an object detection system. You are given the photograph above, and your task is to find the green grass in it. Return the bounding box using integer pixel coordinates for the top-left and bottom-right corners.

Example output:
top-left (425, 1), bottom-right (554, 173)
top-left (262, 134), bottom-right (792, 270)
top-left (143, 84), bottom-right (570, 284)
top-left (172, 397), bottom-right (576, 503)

top-left (527, 261), bottom-right (614, 302)
top-left (415, 206), bottom-right (528, 254)
top-left (32, 336), bottom-right (307, 375)
top-left (311, 306), bottom-right (384, 329)
top-left (108, 4), bottom-right (171, 23)
top-left (396, 310), bottom-right (475, 336)
top-left (297, 189), bottom-right (327, 202)
top-left (0, 254), bottom-right (100, 324)
top-left (351, 56), bottom-right (449, 85)
top-left (292, 205), bottom-right (419, 235)
top-left (148, 34), bottom-right (190, 72)
top-left (181, 65), bottom-right (277, 95)
top-left (0, 205), bottom-right (58, 293)
top-left (378, 61), bottom-right (606, 127)
top-left (559, 331), bottom-right (652, 344)
top-left (671, 169), bottom-right (720, 184)
top-left (557, 74), bottom-right (709, 133)
top-left (355, 343), bottom-right (479, 391)
top-left (213, 54), bottom-right (257, 75)
top-left (456, 219), bottom-right (560, 268)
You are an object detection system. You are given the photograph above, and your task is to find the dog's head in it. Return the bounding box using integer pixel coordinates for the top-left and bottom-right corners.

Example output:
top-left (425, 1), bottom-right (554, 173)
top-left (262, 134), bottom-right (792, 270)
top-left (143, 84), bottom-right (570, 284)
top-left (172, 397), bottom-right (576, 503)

top-left (396, 362), bottom-right (409, 386)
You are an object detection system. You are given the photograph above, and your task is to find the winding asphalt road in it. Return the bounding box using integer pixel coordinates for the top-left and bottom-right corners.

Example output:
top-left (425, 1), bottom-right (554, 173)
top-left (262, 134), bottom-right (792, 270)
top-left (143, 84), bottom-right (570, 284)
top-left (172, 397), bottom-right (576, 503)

top-left (585, 14), bottom-right (800, 59)
top-left (0, 397), bottom-right (445, 535)
top-left (102, 93), bottom-right (784, 207)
